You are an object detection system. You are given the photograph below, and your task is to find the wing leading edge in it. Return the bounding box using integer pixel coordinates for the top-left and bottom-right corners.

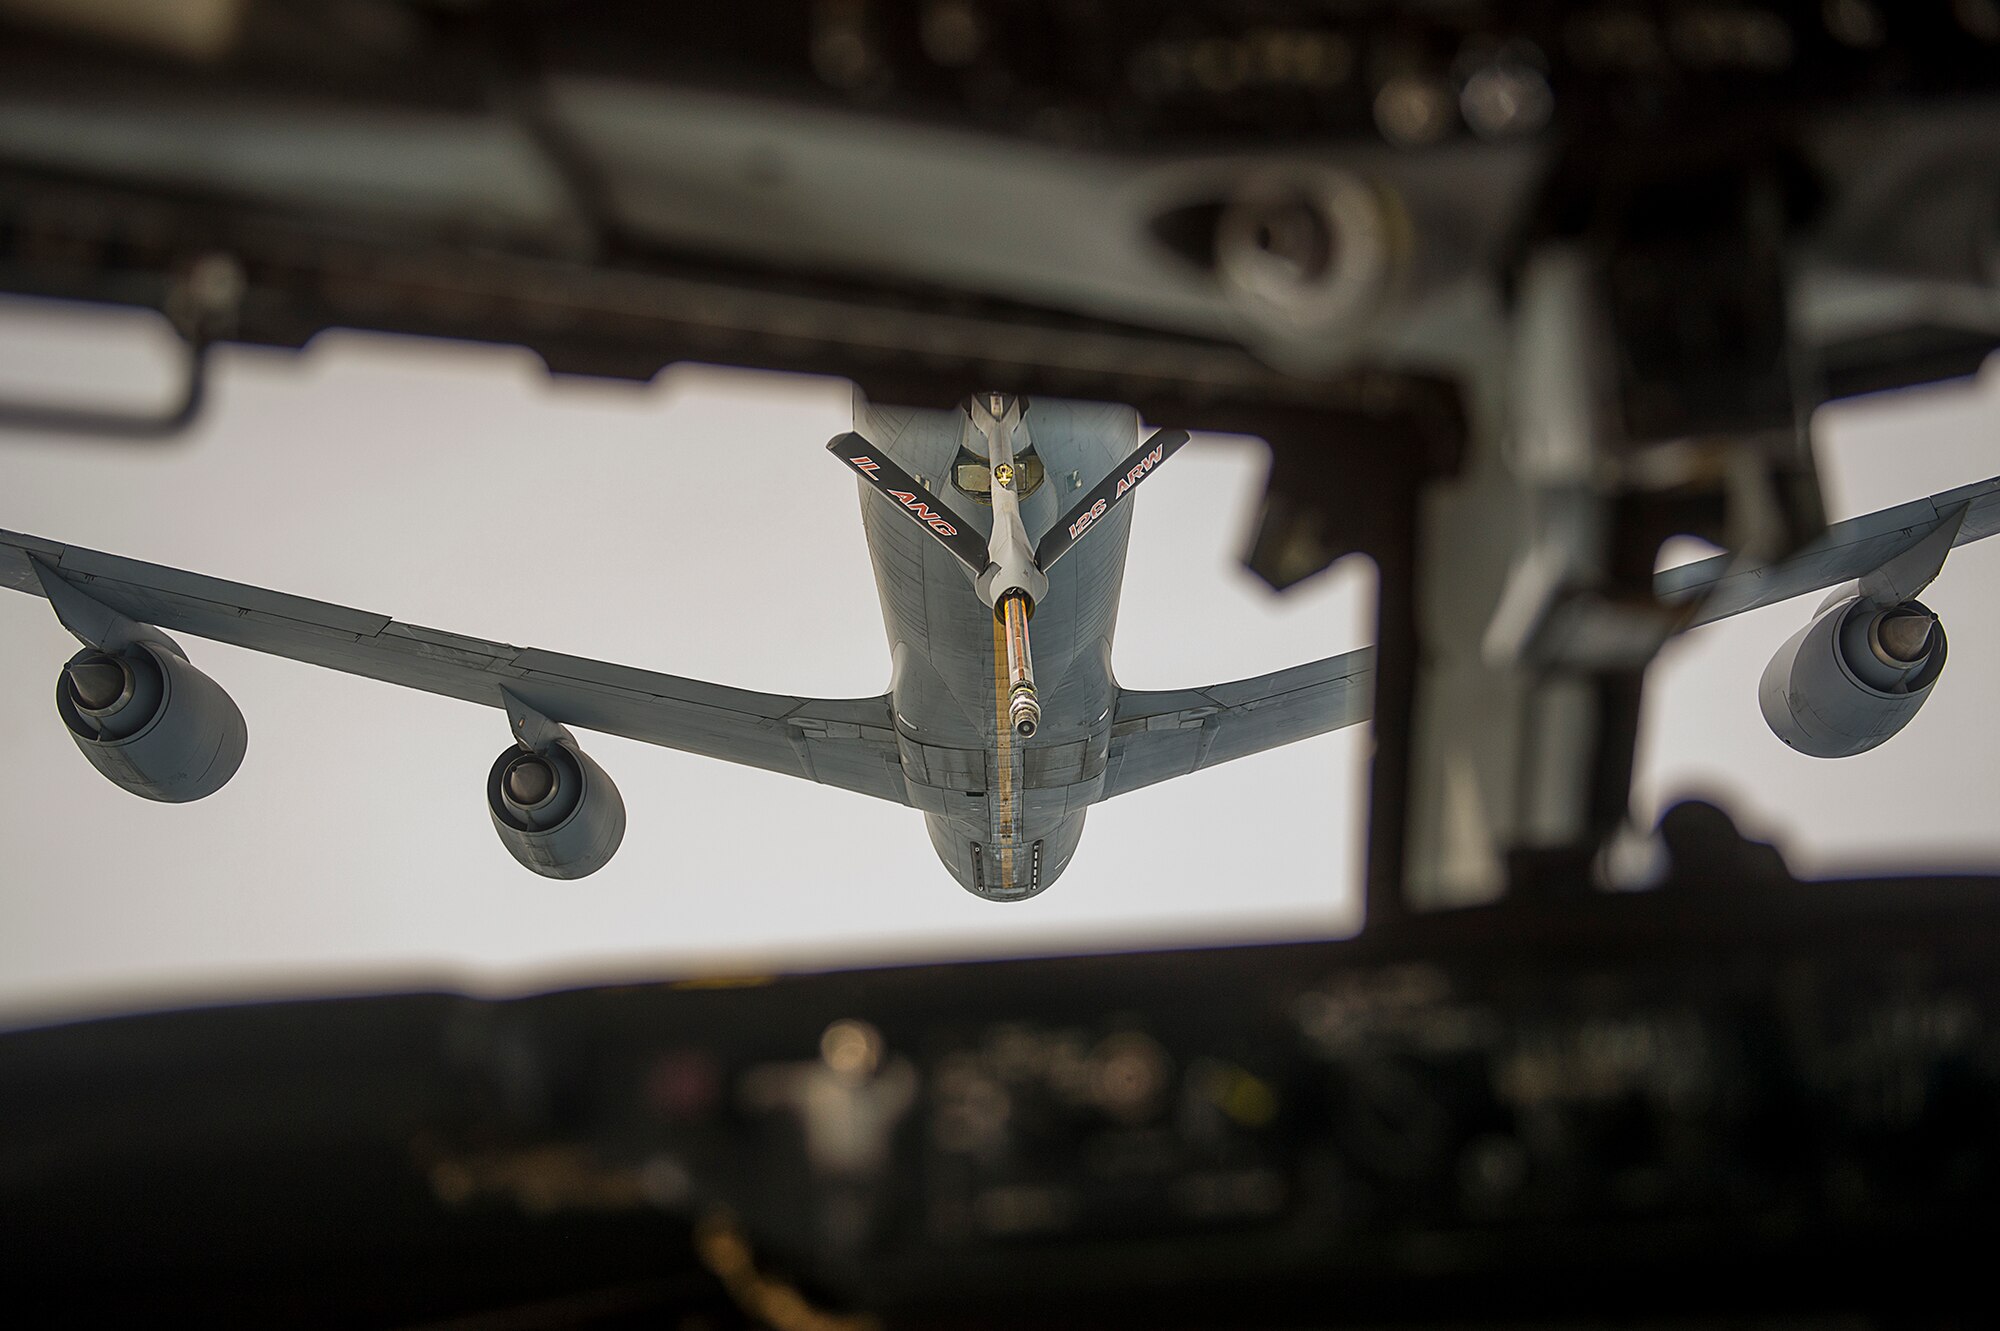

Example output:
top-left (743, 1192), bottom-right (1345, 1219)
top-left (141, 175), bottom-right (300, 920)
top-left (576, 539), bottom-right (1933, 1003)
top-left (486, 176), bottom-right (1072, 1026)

top-left (1098, 473), bottom-right (2000, 800)
top-left (10, 472), bottom-right (1993, 817)
top-left (1656, 474), bottom-right (2000, 626)
top-left (0, 529), bottom-right (913, 807)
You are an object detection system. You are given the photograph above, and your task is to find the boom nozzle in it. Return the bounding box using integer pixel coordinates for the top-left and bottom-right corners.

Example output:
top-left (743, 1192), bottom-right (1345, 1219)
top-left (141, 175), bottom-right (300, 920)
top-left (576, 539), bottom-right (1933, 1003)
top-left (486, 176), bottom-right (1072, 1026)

top-left (1010, 686), bottom-right (1040, 738)
top-left (1001, 592), bottom-right (1039, 739)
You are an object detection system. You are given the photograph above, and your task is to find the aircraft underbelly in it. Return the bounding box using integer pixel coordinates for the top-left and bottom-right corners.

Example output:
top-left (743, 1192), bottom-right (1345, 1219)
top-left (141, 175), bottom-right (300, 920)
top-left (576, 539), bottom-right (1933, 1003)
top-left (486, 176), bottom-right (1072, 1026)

top-left (853, 395), bottom-right (1135, 899)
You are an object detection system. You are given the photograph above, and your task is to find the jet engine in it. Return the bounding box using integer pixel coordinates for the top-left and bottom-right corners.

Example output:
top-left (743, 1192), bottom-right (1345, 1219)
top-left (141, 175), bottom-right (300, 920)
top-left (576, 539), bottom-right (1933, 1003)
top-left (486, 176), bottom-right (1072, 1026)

top-left (1759, 591), bottom-right (1948, 758)
top-left (486, 738), bottom-right (626, 879)
top-left (55, 638), bottom-right (247, 802)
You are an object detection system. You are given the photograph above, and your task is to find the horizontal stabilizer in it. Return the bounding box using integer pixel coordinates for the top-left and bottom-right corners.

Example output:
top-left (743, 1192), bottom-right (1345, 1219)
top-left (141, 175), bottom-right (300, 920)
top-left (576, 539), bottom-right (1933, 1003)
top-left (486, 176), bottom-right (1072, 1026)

top-left (1035, 428), bottom-right (1190, 571)
top-left (827, 432), bottom-right (990, 574)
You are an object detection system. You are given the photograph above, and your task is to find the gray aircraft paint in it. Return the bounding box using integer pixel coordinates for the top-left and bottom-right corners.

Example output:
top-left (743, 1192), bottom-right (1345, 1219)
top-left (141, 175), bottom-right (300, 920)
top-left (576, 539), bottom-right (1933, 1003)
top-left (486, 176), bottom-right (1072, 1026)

top-left (0, 384), bottom-right (1374, 901)
top-left (843, 391), bottom-right (1376, 898)
top-left (852, 392), bottom-right (1134, 899)
top-left (0, 382), bottom-right (1991, 903)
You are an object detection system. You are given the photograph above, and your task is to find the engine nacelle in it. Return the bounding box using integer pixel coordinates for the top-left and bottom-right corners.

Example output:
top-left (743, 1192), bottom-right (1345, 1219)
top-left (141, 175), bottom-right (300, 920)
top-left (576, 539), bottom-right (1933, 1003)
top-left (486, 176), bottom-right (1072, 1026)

top-left (486, 739), bottom-right (626, 879)
top-left (1759, 592), bottom-right (1947, 758)
top-left (56, 638), bottom-right (247, 802)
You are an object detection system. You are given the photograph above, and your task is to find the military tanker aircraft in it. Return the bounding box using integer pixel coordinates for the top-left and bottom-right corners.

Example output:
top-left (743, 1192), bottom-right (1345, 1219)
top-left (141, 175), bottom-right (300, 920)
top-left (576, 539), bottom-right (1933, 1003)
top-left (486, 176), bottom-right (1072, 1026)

top-left (3, 391), bottom-right (1996, 899)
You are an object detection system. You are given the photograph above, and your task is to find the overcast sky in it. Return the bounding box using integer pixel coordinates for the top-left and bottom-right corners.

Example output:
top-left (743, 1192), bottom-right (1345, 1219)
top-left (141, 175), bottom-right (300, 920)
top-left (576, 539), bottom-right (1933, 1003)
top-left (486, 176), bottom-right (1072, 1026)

top-left (0, 301), bottom-right (1994, 1024)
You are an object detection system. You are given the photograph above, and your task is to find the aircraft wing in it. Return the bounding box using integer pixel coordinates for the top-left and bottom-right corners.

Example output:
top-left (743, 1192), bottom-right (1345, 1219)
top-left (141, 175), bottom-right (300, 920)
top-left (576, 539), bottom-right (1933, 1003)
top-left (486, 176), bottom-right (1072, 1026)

top-left (0, 529), bottom-right (913, 807)
top-left (1100, 646), bottom-right (1376, 800)
top-left (1657, 474), bottom-right (2000, 626)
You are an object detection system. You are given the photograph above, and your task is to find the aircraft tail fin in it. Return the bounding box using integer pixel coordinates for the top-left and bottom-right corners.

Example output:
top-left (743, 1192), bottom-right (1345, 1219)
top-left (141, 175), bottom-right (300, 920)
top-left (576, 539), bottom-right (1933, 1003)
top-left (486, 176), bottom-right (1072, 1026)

top-left (1035, 428), bottom-right (1190, 571)
top-left (827, 432), bottom-right (990, 574)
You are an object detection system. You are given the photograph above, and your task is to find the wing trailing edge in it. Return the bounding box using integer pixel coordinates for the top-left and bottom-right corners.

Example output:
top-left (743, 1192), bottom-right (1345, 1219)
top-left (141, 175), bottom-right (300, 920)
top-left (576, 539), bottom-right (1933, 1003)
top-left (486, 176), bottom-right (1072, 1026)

top-left (1101, 646), bottom-right (1376, 800)
top-left (0, 527), bottom-right (914, 807)
top-left (1657, 473), bottom-right (2000, 628)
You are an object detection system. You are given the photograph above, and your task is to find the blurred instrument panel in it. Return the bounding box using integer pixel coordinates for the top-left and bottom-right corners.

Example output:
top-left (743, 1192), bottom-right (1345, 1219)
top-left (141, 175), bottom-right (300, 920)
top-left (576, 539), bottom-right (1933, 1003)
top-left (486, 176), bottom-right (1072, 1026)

top-left (6, 807), bottom-right (1998, 1325)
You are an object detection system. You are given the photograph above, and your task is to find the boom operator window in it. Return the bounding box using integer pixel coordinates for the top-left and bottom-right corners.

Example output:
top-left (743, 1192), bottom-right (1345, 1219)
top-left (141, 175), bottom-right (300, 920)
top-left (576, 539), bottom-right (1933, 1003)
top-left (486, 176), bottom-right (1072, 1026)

top-left (952, 443), bottom-right (1044, 503)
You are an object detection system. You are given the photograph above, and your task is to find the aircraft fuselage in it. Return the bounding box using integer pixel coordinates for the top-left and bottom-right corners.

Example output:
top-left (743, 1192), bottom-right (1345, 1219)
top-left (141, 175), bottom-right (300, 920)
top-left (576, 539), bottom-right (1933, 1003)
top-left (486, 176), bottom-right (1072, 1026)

top-left (853, 394), bottom-right (1138, 900)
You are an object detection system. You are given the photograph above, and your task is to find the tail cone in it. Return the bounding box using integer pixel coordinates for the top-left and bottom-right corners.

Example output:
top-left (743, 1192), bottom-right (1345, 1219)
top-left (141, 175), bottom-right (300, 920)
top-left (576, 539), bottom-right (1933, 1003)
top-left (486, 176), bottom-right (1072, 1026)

top-left (503, 753), bottom-right (558, 807)
top-left (1875, 607), bottom-right (1936, 664)
top-left (65, 656), bottom-right (128, 712)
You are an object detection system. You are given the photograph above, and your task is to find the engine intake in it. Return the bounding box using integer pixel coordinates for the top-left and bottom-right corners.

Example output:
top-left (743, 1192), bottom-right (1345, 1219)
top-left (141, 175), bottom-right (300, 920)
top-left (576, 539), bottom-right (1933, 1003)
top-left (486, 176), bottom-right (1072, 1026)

top-left (486, 738), bottom-right (625, 879)
top-left (55, 638), bottom-right (247, 802)
top-left (1759, 592), bottom-right (1947, 758)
